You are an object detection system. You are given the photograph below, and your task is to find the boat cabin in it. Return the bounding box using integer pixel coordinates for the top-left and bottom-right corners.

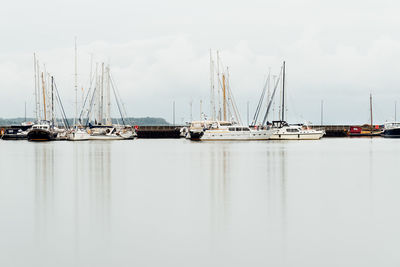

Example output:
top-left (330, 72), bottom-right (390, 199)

top-left (228, 127), bottom-right (250, 132)
top-left (32, 125), bottom-right (50, 130)
top-left (349, 126), bottom-right (362, 134)
top-left (271, 121), bottom-right (289, 128)
top-left (384, 122), bottom-right (400, 130)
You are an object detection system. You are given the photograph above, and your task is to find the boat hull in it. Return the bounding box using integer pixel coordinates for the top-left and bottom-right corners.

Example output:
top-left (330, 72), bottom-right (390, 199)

top-left (269, 132), bottom-right (324, 140)
top-left (191, 130), bottom-right (272, 141)
top-left (67, 131), bottom-right (90, 141)
top-left (88, 134), bottom-right (133, 140)
top-left (382, 128), bottom-right (400, 138)
top-left (1, 134), bottom-right (28, 140)
top-left (27, 129), bottom-right (57, 141)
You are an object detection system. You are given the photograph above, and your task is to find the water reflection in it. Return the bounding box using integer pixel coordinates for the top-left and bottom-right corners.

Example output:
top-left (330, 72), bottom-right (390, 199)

top-left (265, 143), bottom-right (287, 261)
top-left (209, 144), bottom-right (230, 232)
top-left (34, 143), bottom-right (55, 243)
top-left (33, 142), bottom-right (113, 260)
top-left (87, 143), bottom-right (111, 235)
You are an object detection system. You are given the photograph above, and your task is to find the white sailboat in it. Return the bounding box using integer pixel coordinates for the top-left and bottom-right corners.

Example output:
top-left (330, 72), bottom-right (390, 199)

top-left (189, 120), bottom-right (272, 140)
top-left (68, 38), bottom-right (90, 141)
top-left (84, 62), bottom-right (134, 140)
top-left (265, 62), bottom-right (324, 140)
top-left (189, 50), bottom-right (272, 141)
top-left (268, 121), bottom-right (325, 140)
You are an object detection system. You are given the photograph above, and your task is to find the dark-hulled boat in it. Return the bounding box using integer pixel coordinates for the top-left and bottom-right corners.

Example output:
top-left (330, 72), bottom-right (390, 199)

top-left (382, 122), bottom-right (400, 138)
top-left (27, 122), bottom-right (58, 141)
top-left (1, 125), bottom-right (33, 140)
top-left (2, 128), bottom-right (29, 140)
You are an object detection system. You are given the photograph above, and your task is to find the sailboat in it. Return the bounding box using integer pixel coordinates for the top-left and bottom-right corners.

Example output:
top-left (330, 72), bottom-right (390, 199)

top-left (78, 61), bottom-right (135, 140)
top-left (188, 50), bottom-right (272, 141)
top-left (68, 38), bottom-right (90, 141)
top-left (267, 61), bottom-right (325, 140)
top-left (348, 93), bottom-right (381, 137)
top-left (27, 74), bottom-right (60, 141)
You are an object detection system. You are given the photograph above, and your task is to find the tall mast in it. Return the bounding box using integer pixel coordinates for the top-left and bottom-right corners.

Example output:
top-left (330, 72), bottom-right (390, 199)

top-left (33, 53), bottom-right (38, 121)
top-left (173, 101), bottom-right (175, 125)
top-left (370, 93), bottom-right (373, 128)
top-left (36, 59), bottom-right (41, 120)
top-left (209, 49), bottom-right (215, 121)
top-left (51, 76), bottom-right (54, 125)
top-left (100, 62), bottom-right (104, 123)
top-left (216, 51), bottom-right (221, 120)
top-left (282, 61), bottom-right (286, 121)
top-left (74, 37), bottom-right (78, 126)
top-left (222, 74), bottom-right (227, 121)
top-left (320, 100), bottom-right (324, 125)
top-left (200, 99), bottom-right (203, 120)
top-left (41, 72), bottom-right (47, 120)
top-left (267, 68), bottom-right (271, 115)
top-left (106, 65), bottom-right (111, 125)
top-left (190, 100), bottom-right (193, 121)
top-left (247, 101), bottom-right (249, 125)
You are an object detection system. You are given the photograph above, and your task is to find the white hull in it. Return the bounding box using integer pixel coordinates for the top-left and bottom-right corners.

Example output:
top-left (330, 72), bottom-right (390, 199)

top-left (88, 135), bottom-right (126, 140)
top-left (196, 129), bottom-right (272, 141)
top-left (269, 131), bottom-right (324, 140)
top-left (67, 131), bottom-right (90, 141)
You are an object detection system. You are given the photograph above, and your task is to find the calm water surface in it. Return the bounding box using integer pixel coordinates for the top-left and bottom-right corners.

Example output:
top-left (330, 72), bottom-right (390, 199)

top-left (0, 138), bottom-right (399, 267)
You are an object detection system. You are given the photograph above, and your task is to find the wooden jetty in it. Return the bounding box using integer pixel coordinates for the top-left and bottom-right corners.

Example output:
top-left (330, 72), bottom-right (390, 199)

top-left (308, 125), bottom-right (349, 137)
top-left (0, 124), bottom-right (383, 139)
top-left (135, 125), bottom-right (183, 139)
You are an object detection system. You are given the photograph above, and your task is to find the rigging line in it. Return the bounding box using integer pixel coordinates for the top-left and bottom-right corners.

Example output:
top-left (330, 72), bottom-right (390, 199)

top-left (53, 81), bottom-right (70, 129)
top-left (78, 70), bottom-right (96, 123)
top-left (109, 73), bottom-right (128, 117)
top-left (85, 87), bottom-right (97, 127)
top-left (251, 74), bottom-right (270, 126)
top-left (229, 84), bottom-right (242, 125)
top-left (262, 66), bottom-right (283, 126)
top-left (227, 68), bottom-right (242, 124)
top-left (78, 85), bottom-right (93, 124)
top-left (109, 75), bottom-right (126, 125)
top-left (225, 71), bottom-right (242, 124)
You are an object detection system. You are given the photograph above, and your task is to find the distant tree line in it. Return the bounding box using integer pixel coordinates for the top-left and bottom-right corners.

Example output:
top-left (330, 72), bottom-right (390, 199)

top-left (0, 117), bottom-right (170, 126)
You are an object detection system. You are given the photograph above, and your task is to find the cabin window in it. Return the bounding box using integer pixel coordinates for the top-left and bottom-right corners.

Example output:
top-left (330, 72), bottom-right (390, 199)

top-left (229, 128), bottom-right (235, 131)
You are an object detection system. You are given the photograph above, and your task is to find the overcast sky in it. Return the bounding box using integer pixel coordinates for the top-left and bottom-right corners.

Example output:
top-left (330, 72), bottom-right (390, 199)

top-left (1, 0), bottom-right (400, 124)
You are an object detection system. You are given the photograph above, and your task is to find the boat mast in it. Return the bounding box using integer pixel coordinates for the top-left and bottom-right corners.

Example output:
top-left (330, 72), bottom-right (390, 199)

top-left (222, 73), bottom-right (227, 121)
top-left (106, 65), bottom-right (111, 125)
top-left (51, 76), bottom-right (54, 125)
top-left (216, 51), bottom-right (221, 121)
top-left (100, 62), bottom-right (104, 124)
top-left (74, 37), bottom-right (78, 126)
top-left (200, 99), bottom-right (203, 120)
top-left (209, 49), bottom-right (215, 121)
top-left (41, 72), bottom-right (47, 120)
top-left (282, 61), bottom-right (286, 121)
top-left (320, 100), bottom-right (324, 125)
top-left (36, 59), bottom-right (41, 120)
top-left (370, 93), bottom-right (373, 129)
top-left (190, 100), bottom-right (193, 121)
top-left (33, 53), bottom-right (38, 121)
